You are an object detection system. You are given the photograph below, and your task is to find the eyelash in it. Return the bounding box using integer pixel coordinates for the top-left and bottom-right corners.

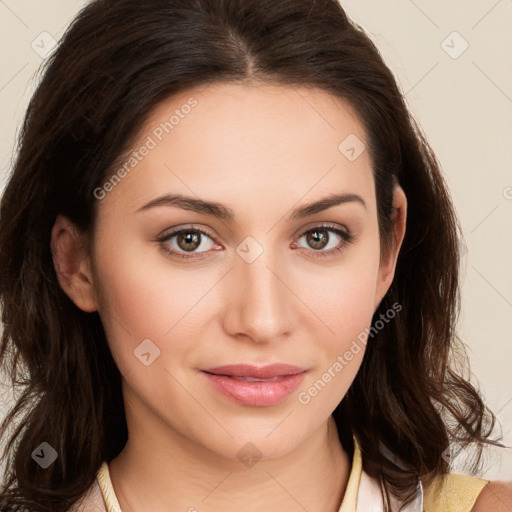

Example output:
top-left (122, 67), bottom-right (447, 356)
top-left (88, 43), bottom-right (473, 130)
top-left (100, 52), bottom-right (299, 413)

top-left (157, 223), bottom-right (356, 261)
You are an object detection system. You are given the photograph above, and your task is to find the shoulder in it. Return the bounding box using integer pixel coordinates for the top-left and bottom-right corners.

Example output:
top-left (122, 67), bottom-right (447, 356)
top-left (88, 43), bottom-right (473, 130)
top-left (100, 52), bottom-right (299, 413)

top-left (471, 480), bottom-right (512, 512)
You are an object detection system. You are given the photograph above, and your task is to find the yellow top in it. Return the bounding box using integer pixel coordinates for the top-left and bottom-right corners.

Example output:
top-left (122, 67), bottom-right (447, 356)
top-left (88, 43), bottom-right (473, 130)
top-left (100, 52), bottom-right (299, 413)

top-left (422, 472), bottom-right (490, 512)
top-left (92, 440), bottom-right (489, 512)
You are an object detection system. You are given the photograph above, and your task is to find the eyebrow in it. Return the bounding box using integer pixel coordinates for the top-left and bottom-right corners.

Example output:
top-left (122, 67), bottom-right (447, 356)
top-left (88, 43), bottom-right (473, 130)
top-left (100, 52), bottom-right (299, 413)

top-left (136, 192), bottom-right (367, 220)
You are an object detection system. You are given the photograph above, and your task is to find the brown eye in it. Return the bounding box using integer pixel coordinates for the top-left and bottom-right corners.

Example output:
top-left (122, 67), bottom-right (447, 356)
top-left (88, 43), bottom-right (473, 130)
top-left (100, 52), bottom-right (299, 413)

top-left (305, 229), bottom-right (330, 250)
top-left (177, 231), bottom-right (202, 252)
top-left (295, 224), bottom-right (356, 258)
top-left (159, 227), bottom-right (218, 260)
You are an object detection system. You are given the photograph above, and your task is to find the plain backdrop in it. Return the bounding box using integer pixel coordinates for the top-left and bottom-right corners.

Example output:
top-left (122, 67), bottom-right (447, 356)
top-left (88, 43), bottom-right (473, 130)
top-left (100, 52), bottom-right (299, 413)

top-left (0, 0), bottom-right (511, 481)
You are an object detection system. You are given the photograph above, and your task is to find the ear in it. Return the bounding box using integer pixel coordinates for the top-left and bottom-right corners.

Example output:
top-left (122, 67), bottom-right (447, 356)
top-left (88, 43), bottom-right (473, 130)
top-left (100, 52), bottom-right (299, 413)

top-left (374, 184), bottom-right (407, 310)
top-left (50, 214), bottom-right (98, 312)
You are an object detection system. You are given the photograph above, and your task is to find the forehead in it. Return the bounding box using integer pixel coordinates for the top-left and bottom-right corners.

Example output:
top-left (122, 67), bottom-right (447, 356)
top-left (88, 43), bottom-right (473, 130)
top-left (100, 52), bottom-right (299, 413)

top-left (99, 81), bottom-right (375, 218)
top-left (142, 80), bottom-right (367, 153)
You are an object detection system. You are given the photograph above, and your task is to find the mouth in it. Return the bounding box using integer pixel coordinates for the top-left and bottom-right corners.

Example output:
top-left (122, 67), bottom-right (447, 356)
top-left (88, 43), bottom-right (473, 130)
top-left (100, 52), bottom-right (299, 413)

top-left (200, 364), bottom-right (308, 407)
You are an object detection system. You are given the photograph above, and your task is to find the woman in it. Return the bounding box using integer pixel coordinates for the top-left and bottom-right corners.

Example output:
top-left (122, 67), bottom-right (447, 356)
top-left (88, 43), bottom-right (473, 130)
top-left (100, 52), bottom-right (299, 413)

top-left (0, 0), bottom-right (510, 511)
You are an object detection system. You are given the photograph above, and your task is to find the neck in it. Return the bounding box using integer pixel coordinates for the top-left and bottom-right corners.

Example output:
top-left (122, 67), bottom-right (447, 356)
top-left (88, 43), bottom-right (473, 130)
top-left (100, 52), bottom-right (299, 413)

top-left (109, 396), bottom-right (351, 512)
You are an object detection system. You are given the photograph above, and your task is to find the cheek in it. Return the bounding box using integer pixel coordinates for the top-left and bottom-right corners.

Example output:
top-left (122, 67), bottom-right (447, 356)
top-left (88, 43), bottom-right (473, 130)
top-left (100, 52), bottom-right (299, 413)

top-left (291, 247), bottom-right (379, 405)
top-left (294, 247), bottom-right (380, 347)
top-left (93, 210), bottom-right (193, 323)
top-left (91, 229), bottom-right (225, 376)
top-left (294, 277), bottom-right (376, 415)
top-left (314, 273), bottom-right (376, 330)
top-left (303, 273), bottom-right (374, 376)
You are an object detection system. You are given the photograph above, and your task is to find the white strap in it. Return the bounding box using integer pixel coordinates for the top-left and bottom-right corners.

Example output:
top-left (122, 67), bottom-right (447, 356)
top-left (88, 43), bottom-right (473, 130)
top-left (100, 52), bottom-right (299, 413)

top-left (97, 462), bottom-right (122, 512)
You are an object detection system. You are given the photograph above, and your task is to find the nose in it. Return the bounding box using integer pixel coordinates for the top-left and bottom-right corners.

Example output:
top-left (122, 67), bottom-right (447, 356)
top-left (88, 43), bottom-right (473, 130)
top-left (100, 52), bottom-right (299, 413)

top-left (221, 248), bottom-right (296, 344)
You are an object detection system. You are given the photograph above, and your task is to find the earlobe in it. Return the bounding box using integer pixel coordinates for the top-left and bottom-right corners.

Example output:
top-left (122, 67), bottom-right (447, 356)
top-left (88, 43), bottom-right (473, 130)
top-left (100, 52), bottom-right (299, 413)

top-left (374, 185), bottom-right (407, 310)
top-left (50, 214), bottom-right (98, 313)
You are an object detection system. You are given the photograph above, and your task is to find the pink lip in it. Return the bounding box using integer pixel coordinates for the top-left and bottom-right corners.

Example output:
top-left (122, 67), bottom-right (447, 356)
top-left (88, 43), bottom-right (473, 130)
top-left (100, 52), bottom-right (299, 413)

top-left (200, 364), bottom-right (308, 407)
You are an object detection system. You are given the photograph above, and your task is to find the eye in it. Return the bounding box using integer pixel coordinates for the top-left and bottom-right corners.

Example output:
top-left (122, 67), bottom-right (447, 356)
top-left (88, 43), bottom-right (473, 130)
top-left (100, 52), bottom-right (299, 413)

top-left (158, 226), bottom-right (220, 260)
top-left (293, 223), bottom-right (356, 258)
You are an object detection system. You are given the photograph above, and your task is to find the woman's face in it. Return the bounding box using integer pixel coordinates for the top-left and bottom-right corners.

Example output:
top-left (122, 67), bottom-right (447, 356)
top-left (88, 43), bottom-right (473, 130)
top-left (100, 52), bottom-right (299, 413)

top-left (69, 82), bottom-right (406, 460)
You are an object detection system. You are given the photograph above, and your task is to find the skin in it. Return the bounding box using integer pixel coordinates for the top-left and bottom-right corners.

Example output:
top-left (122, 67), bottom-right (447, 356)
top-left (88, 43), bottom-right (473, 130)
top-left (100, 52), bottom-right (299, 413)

top-left (51, 82), bottom-right (409, 512)
top-left (472, 481), bottom-right (512, 511)
top-left (419, 475), bottom-right (512, 511)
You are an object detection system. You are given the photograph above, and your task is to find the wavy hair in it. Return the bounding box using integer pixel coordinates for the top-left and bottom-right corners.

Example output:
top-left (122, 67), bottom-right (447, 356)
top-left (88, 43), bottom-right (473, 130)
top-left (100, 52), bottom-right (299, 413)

top-left (0, 0), bottom-right (502, 510)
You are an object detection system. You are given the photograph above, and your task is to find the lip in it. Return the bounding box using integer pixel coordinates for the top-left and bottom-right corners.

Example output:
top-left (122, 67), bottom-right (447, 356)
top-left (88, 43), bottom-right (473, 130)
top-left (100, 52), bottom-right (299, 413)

top-left (200, 364), bottom-right (308, 407)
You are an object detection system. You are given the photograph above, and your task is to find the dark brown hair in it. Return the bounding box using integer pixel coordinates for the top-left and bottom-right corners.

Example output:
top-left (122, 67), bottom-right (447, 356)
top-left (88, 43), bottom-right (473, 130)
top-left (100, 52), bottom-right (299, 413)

top-left (0, 0), bottom-right (503, 510)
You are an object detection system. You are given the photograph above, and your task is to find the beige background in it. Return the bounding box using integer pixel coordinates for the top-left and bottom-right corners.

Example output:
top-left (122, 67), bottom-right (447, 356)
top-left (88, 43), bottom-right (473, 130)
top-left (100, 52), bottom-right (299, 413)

top-left (0, 0), bottom-right (511, 480)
